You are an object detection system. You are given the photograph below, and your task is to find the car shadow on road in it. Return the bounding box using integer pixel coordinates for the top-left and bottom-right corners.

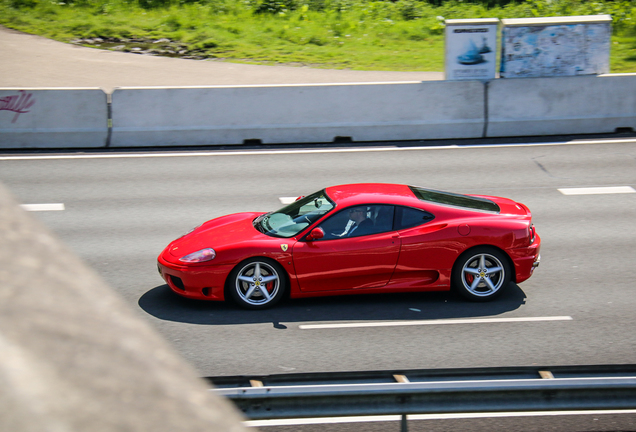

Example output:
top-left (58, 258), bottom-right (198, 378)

top-left (138, 284), bottom-right (526, 326)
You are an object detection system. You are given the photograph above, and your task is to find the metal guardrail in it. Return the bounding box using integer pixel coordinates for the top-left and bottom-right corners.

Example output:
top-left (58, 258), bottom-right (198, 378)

top-left (208, 365), bottom-right (636, 421)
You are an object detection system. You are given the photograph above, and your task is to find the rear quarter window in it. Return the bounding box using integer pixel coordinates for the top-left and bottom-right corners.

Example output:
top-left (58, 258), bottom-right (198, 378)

top-left (396, 206), bottom-right (435, 230)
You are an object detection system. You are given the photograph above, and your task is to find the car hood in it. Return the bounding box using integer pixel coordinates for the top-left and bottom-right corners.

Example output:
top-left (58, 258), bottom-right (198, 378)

top-left (167, 212), bottom-right (266, 259)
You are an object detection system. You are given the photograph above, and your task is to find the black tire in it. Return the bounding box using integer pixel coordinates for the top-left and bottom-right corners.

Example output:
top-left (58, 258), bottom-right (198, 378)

top-left (228, 258), bottom-right (286, 310)
top-left (452, 247), bottom-right (511, 302)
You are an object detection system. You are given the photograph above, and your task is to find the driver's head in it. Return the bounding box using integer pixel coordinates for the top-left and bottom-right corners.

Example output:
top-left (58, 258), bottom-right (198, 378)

top-left (348, 207), bottom-right (367, 223)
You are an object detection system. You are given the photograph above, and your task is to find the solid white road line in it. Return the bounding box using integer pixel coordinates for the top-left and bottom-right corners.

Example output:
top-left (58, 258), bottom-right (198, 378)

top-left (298, 316), bottom-right (573, 330)
top-left (558, 186), bottom-right (635, 195)
top-left (245, 409), bottom-right (636, 427)
top-left (0, 138), bottom-right (635, 161)
top-left (19, 203), bottom-right (65, 211)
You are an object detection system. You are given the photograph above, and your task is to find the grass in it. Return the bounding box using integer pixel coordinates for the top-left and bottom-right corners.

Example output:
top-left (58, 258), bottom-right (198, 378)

top-left (1, 0), bottom-right (635, 72)
top-left (611, 35), bottom-right (636, 72)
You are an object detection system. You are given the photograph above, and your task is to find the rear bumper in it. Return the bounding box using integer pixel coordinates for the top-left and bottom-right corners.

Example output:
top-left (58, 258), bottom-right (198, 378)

top-left (508, 234), bottom-right (541, 284)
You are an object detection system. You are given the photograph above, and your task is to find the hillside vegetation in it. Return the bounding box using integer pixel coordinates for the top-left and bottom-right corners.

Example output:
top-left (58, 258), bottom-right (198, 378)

top-left (2, 0), bottom-right (635, 71)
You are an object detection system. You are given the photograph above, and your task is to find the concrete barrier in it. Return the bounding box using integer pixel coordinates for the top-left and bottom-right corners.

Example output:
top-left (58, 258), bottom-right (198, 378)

top-left (487, 74), bottom-right (636, 137)
top-left (110, 81), bottom-right (485, 146)
top-left (3, 76), bottom-right (634, 149)
top-left (0, 88), bottom-right (108, 149)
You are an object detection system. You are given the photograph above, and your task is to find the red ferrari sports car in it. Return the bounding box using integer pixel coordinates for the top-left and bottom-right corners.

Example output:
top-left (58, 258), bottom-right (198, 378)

top-left (157, 184), bottom-right (540, 309)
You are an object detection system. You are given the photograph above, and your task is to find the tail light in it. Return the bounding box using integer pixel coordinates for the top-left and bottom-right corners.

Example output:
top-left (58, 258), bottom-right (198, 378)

top-left (529, 223), bottom-right (536, 245)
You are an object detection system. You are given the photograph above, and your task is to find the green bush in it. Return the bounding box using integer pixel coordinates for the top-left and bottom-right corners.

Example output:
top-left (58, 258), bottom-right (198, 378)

top-left (9, 0), bottom-right (38, 8)
top-left (397, 0), bottom-right (423, 21)
top-left (138, 0), bottom-right (171, 9)
top-left (252, 0), bottom-right (298, 14)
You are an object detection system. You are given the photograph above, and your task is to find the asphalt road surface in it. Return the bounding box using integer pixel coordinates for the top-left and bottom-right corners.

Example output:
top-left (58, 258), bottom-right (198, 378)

top-left (2, 137), bottom-right (636, 430)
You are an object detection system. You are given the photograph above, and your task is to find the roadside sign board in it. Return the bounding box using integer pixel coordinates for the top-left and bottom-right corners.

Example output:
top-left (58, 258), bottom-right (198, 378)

top-left (500, 15), bottom-right (612, 78)
top-left (445, 18), bottom-right (499, 81)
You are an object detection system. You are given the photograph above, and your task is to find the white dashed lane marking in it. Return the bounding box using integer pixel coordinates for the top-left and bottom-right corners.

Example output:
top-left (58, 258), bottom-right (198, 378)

top-left (20, 203), bottom-right (65, 211)
top-left (558, 186), bottom-right (635, 195)
top-left (298, 316), bottom-right (573, 330)
top-left (279, 197), bottom-right (299, 204)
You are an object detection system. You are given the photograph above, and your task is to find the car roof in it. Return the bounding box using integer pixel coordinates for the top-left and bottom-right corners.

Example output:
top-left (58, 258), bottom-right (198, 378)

top-left (324, 183), bottom-right (421, 208)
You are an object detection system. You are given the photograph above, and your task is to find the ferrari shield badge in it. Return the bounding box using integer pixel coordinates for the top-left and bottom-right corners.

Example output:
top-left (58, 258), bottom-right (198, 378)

top-left (281, 244), bottom-right (289, 252)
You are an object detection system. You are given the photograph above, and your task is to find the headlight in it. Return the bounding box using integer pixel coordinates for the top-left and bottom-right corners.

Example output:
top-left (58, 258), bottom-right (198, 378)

top-left (179, 248), bottom-right (216, 263)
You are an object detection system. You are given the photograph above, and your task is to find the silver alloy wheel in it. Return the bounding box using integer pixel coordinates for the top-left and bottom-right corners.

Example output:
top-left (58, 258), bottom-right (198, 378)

top-left (235, 261), bottom-right (281, 306)
top-left (460, 253), bottom-right (505, 297)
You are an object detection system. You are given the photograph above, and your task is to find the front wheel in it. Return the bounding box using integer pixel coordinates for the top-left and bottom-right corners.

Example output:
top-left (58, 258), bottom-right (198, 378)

top-left (452, 247), bottom-right (511, 302)
top-left (228, 258), bottom-right (286, 309)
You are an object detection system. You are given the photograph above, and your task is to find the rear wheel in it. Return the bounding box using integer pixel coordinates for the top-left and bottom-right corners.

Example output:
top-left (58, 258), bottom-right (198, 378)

top-left (452, 247), bottom-right (511, 301)
top-left (228, 258), bottom-right (286, 309)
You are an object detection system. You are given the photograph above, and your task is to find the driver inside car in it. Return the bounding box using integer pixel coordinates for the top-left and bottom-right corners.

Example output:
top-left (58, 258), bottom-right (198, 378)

top-left (345, 206), bottom-right (373, 237)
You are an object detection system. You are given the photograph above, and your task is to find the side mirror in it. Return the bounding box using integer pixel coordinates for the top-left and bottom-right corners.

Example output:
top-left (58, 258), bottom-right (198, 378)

top-left (306, 227), bottom-right (324, 241)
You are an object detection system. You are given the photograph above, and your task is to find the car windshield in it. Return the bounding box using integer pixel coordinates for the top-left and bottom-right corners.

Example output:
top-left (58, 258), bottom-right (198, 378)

top-left (255, 190), bottom-right (335, 238)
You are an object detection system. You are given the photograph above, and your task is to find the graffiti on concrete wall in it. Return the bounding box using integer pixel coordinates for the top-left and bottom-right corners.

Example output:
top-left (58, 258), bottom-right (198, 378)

top-left (0, 90), bottom-right (36, 123)
top-left (500, 23), bottom-right (610, 78)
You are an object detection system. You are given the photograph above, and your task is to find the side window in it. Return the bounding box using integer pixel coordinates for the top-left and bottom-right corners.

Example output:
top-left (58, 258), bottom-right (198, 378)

top-left (396, 206), bottom-right (435, 230)
top-left (315, 205), bottom-right (395, 240)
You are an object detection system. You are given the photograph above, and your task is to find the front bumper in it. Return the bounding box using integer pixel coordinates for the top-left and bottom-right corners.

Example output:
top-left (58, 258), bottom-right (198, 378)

top-left (157, 254), bottom-right (232, 301)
